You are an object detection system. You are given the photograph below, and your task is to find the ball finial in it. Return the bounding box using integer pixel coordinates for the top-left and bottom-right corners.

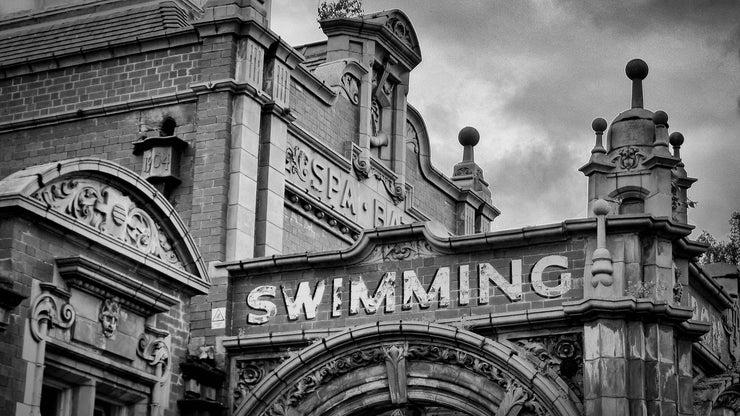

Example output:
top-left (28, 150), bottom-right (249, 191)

top-left (593, 199), bottom-right (611, 216)
top-left (625, 59), bottom-right (649, 81)
top-left (652, 110), bottom-right (668, 126)
top-left (458, 126), bottom-right (480, 147)
top-left (592, 118), bottom-right (607, 133)
top-left (669, 132), bottom-right (684, 147)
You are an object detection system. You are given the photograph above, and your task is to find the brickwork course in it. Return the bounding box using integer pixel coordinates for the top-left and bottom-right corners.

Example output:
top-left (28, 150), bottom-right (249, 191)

top-left (0, 1), bottom-right (738, 416)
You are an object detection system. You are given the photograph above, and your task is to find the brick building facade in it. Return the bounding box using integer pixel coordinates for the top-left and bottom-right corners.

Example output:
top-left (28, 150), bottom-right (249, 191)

top-left (0, 1), bottom-right (738, 415)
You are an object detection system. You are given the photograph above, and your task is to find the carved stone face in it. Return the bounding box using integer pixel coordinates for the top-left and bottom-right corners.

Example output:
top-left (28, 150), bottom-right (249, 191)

top-left (99, 298), bottom-right (120, 338)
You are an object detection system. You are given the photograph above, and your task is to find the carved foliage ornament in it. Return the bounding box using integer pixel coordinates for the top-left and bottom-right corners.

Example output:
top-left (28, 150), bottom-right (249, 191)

top-left (32, 179), bottom-right (183, 269)
top-left (364, 240), bottom-right (436, 263)
top-left (262, 344), bottom-right (548, 416)
top-left (30, 293), bottom-right (76, 342)
top-left (234, 358), bottom-right (283, 410)
top-left (405, 120), bottom-right (419, 154)
top-left (514, 333), bottom-right (583, 401)
top-left (612, 146), bottom-right (645, 170)
top-left (284, 146), bottom-right (309, 181)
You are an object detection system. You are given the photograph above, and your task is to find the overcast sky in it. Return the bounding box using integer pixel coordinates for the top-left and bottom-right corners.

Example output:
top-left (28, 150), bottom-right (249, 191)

top-left (271, 1), bottom-right (740, 240)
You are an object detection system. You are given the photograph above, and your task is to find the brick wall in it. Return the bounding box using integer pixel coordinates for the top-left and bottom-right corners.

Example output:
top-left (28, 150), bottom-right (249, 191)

top-left (405, 143), bottom-right (458, 231)
top-left (0, 44), bottom-right (200, 123)
top-left (289, 82), bottom-right (359, 156)
top-left (282, 208), bottom-right (348, 253)
top-left (0, 217), bottom-right (194, 415)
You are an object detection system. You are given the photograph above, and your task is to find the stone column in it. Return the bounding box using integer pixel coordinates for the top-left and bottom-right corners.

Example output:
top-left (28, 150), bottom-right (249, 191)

top-left (254, 56), bottom-right (292, 256)
top-left (226, 38), bottom-right (264, 260)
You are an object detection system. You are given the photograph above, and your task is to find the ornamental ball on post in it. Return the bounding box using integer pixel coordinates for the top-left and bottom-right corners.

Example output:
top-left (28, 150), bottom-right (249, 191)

top-left (592, 117), bottom-right (607, 134)
top-left (625, 58), bottom-right (648, 80)
top-left (593, 199), bottom-right (610, 216)
top-left (458, 126), bottom-right (480, 147)
top-left (669, 132), bottom-right (685, 147)
top-left (652, 110), bottom-right (668, 126)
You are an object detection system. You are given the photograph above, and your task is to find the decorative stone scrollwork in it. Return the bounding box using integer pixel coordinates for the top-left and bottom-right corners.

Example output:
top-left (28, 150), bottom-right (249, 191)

top-left (262, 343), bottom-right (550, 416)
top-left (98, 298), bottom-right (121, 338)
top-left (137, 333), bottom-right (170, 378)
top-left (32, 179), bottom-right (183, 269)
top-left (371, 98), bottom-right (382, 139)
top-left (285, 146), bottom-right (309, 181)
top-left (405, 121), bottom-right (419, 154)
top-left (364, 240), bottom-right (436, 263)
top-left (264, 347), bottom-right (387, 416)
top-left (715, 392), bottom-right (740, 412)
top-left (385, 15), bottom-right (415, 50)
top-left (373, 168), bottom-right (406, 205)
top-left (339, 73), bottom-right (360, 105)
top-left (30, 293), bottom-right (76, 342)
top-left (612, 146), bottom-right (645, 170)
top-left (234, 358), bottom-right (282, 410)
top-left (352, 151), bottom-right (370, 179)
top-left (514, 333), bottom-right (583, 401)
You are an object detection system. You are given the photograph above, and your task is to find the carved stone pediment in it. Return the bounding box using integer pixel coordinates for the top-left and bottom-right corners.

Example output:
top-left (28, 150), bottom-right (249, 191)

top-left (32, 178), bottom-right (183, 270)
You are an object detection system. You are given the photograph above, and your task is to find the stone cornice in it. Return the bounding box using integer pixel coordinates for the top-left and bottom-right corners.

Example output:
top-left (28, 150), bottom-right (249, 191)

top-left (690, 262), bottom-right (735, 310)
top-left (562, 297), bottom-right (695, 325)
top-left (220, 215), bottom-right (695, 276)
top-left (292, 64), bottom-right (338, 105)
top-left (56, 256), bottom-right (180, 316)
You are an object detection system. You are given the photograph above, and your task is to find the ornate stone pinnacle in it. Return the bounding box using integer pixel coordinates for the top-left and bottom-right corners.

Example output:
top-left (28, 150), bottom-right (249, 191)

top-left (626, 58), bottom-right (648, 109)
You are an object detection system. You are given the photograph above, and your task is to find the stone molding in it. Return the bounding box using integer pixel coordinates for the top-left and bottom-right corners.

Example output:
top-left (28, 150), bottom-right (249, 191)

top-left (233, 321), bottom-right (580, 416)
top-left (56, 256), bottom-right (180, 316)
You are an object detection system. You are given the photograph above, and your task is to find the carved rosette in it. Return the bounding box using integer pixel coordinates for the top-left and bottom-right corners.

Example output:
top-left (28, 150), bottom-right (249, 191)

top-left (30, 293), bottom-right (76, 342)
top-left (32, 179), bottom-right (183, 269)
top-left (137, 333), bottom-right (170, 379)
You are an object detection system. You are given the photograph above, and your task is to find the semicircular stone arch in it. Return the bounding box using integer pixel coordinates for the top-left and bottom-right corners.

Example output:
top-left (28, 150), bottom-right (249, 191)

top-left (237, 321), bottom-right (581, 416)
top-left (0, 157), bottom-right (208, 288)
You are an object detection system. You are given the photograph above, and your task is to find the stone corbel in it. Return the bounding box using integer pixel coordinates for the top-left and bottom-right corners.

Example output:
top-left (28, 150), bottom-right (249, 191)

top-left (352, 148), bottom-right (371, 180)
top-left (137, 330), bottom-right (171, 378)
top-left (383, 343), bottom-right (408, 405)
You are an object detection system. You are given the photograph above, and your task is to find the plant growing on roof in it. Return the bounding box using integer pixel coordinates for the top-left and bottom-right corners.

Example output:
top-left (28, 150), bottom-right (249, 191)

top-left (317, 0), bottom-right (363, 20)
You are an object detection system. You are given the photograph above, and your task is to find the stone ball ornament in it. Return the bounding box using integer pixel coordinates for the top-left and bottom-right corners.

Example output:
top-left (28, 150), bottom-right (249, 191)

top-left (592, 199), bottom-right (610, 216)
top-left (652, 110), bottom-right (668, 126)
top-left (458, 126), bottom-right (480, 147)
top-left (625, 58), bottom-right (648, 80)
top-left (591, 117), bottom-right (607, 133)
top-left (669, 132), bottom-right (685, 147)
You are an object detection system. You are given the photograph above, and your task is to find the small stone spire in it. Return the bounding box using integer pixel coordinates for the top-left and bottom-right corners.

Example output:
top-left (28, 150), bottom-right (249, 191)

top-left (452, 126), bottom-right (485, 185)
top-left (451, 126), bottom-right (497, 234)
top-left (626, 58), bottom-right (648, 109)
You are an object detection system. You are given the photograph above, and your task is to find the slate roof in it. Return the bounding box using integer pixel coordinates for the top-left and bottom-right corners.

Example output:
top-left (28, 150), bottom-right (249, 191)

top-left (0, 2), bottom-right (192, 68)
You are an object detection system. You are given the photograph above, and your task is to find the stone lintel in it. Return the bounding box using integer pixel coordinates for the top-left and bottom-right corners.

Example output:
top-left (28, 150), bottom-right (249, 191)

top-left (56, 256), bottom-right (180, 316)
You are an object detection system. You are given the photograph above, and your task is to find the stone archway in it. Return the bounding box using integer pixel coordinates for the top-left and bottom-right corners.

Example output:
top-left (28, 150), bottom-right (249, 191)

top-left (236, 321), bottom-right (581, 416)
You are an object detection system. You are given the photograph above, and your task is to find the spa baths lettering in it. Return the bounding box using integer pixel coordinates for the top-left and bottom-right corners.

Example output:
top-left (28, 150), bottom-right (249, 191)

top-left (245, 255), bottom-right (572, 324)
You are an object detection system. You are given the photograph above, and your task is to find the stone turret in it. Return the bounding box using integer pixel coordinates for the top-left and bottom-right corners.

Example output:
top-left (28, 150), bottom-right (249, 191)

top-left (580, 59), bottom-right (696, 223)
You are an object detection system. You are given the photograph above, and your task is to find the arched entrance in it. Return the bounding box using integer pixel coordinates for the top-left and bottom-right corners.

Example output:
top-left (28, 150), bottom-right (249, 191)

top-left (236, 321), bottom-right (581, 416)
